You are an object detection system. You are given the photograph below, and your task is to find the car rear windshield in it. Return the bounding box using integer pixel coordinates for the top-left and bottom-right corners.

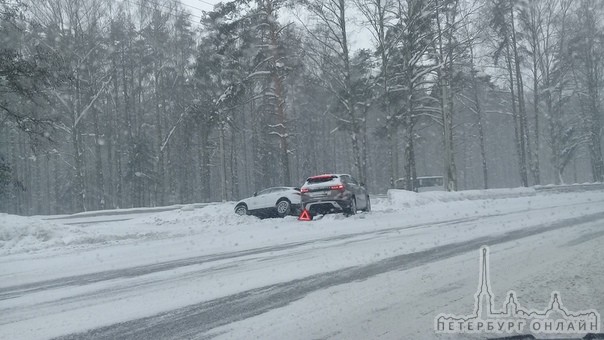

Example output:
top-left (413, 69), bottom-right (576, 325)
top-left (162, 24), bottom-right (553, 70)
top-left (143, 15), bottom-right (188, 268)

top-left (306, 175), bottom-right (337, 184)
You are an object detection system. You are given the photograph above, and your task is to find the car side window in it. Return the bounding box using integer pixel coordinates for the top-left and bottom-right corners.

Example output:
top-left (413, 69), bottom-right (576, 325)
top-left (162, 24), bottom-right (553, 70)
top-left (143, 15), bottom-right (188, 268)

top-left (340, 175), bottom-right (349, 184)
top-left (257, 188), bottom-right (272, 196)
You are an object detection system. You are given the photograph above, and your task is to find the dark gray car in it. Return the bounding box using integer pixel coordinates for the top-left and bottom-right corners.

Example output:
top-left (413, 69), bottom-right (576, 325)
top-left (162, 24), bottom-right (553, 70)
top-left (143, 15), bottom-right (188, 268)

top-left (300, 174), bottom-right (370, 216)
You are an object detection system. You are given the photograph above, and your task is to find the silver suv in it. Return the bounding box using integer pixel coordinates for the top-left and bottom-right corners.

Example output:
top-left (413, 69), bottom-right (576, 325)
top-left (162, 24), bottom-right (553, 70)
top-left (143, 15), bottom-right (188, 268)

top-left (300, 174), bottom-right (370, 216)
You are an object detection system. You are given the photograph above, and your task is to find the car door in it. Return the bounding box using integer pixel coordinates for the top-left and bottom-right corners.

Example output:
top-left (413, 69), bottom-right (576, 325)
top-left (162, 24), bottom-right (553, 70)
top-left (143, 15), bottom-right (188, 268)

top-left (348, 176), bottom-right (367, 208)
top-left (260, 188), bottom-right (284, 209)
top-left (339, 175), bottom-right (352, 197)
top-left (247, 188), bottom-right (272, 210)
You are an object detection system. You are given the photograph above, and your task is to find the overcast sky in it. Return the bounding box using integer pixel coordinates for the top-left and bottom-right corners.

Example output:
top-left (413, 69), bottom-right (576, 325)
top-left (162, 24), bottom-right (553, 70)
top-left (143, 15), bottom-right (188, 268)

top-left (179, 0), bottom-right (372, 50)
top-left (180, 0), bottom-right (222, 17)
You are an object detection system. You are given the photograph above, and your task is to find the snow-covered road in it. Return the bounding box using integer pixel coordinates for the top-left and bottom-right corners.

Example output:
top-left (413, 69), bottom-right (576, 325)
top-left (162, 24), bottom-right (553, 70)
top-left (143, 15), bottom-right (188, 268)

top-left (1, 189), bottom-right (604, 339)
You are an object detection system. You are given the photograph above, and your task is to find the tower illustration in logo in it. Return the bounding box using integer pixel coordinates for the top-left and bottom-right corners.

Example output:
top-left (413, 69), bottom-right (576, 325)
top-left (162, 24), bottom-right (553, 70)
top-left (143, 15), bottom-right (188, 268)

top-left (434, 246), bottom-right (601, 335)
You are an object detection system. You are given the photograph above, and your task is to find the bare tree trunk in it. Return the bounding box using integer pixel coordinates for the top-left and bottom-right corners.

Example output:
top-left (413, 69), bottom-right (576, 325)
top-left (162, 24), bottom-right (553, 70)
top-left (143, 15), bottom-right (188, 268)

top-left (583, 10), bottom-right (604, 182)
top-left (119, 42), bottom-right (132, 208)
top-left (154, 67), bottom-right (165, 206)
top-left (586, 80), bottom-right (604, 182)
top-left (389, 130), bottom-right (399, 186)
top-left (528, 4), bottom-right (541, 185)
top-left (265, 0), bottom-right (291, 186)
top-left (505, 42), bottom-right (528, 187)
top-left (403, 116), bottom-right (417, 191)
top-left (197, 126), bottom-right (211, 202)
top-left (44, 155), bottom-right (51, 214)
top-left (464, 20), bottom-right (489, 189)
top-left (230, 121), bottom-right (239, 199)
top-left (274, 73), bottom-right (291, 185)
top-left (337, 0), bottom-right (365, 185)
top-left (435, 0), bottom-right (458, 191)
top-left (219, 122), bottom-right (227, 201)
top-left (73, 75), bottom-right (87, 211)
top-left (471, 72), bottom-right (489, 189)
top-left (510, 7), bottom-right (531, 186)
top-left (361, 111), bottom-right (369, 187)
top-left (92, 104), bottom-right (105, 210)
top-left (33, 155), bottom-right (41, 213)
top-left (106, 74), bottom-right (117, 208)
top-left (540, 1), bottom-right (571, 185)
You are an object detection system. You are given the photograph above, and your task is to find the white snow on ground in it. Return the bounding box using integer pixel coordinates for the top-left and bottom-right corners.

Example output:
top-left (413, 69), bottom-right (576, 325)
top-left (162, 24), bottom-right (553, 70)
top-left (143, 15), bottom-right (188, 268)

top-left (207, 220), bottom-right (604, 340)
top-left (382, 187), bottom-right (536, 209)
top-left (0, 187), bottom-right (585, 257)
top-left (0, 213), bottom-right (179, 256)
top-left (0, 203), bottom-right (245, 256)
top-left (0, 188), bottom-right (603, 339)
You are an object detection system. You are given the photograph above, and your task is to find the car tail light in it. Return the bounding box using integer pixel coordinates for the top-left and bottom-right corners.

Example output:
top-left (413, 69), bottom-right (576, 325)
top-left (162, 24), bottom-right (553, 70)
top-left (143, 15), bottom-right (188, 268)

top-left (329, 184), bottom-right (344, 191)
top-left (300, 188), bottom-right (310, 193)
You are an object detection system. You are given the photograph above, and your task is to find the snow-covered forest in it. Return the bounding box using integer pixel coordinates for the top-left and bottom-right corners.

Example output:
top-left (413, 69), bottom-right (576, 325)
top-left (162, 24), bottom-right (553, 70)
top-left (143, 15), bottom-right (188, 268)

top-left (1, 0), bottom-right (603, 215)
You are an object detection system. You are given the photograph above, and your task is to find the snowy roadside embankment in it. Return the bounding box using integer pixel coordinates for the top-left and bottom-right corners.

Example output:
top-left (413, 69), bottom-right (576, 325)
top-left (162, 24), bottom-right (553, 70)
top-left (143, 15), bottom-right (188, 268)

top-left (0, 203), bottom-right (255, 256)
top-left (381, 187), bottom-right (536, 210)
top-left (0, 215), bottom-right (87, 256)
top-left (0, 214), bottom-right (178, 256)
top-left (1, 189), bottom-right (604, 339)
top-left (1, 185), bottom-right (603, 257)
top-left (39, 202), bottom-right (215, 221)
top-left (534, 182), bottom-right (604, 192)
top-left (382, 182), bottom-right (604, 210)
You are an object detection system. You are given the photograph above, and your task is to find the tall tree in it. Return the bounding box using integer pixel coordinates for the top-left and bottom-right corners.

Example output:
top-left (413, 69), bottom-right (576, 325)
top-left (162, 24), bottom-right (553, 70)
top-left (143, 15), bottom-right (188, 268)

top-left (571, 0), bottom-right (604, 182)
top-left (257, 0), bottom-right (292, 185)
top-left (389, 0), bottom-right (439, 191)
top-left (354, 0), bottom-right (399, 184)
top-left (298, 0), bottom-right (368, 185)
top-left (490, 0), bottom-right (530, 187)
top-left (460, 8), bottom-right (489, 189)
top-left (518, 0), bottom-right (545, 185)
top-left (35, 0), bottom-right (112, 211)
top-left (434, 0), bottom-right (461, 191)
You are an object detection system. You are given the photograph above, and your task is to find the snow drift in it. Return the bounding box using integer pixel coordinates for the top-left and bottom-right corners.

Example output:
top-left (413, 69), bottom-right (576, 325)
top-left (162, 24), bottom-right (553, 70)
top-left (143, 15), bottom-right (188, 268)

top-left (385, 187), bottom-right (536, 208)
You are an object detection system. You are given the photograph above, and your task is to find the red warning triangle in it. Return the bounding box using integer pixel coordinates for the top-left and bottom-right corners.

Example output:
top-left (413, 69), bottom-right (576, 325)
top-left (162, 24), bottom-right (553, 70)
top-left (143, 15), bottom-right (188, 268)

top-left (298, 209), bottom-right (312, 221)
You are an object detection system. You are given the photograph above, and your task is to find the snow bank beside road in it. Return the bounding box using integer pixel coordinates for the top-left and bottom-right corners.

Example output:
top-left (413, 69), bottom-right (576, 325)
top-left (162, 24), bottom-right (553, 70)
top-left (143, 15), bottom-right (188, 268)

top-left (0, 214), bottom-right (78, 255)
top-left (2, 190), bottom-right (604, 340)
top-left (0, 202), bottom-right (270, 256)
top-left (1, 185), bottom-right (601, 257)
top-left (140, 202), bottom-right (247, 227)
top-left (41, 203), bottom-right (213, 221)
top-left (384, 187), bottom-right (536, 209)
top-left (0, 213), bottom-right (174, 256)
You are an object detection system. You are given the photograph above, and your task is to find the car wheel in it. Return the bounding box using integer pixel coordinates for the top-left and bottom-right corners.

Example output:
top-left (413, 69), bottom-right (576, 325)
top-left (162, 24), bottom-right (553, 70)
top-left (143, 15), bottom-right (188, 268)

top-left (235, 204), bottom-right (248, 216)
top-left (276, 199), bottom-right (291, 217)
top-left (363, 195), bottom-right (371, 212)
top-left (345, 197), bottom-right (357, 216)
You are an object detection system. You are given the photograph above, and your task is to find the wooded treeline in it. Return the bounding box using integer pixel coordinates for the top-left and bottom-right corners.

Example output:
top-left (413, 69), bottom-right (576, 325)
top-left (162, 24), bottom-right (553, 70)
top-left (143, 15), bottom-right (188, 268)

top-left (1, 0), bottom-right (603, 215)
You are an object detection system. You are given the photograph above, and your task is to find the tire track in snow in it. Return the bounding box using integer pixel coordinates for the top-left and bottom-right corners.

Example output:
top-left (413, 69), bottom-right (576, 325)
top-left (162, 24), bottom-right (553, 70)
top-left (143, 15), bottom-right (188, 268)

top-left (2, 197), bottom-right (603, 300)
top-left (0, 216), bottom-right (479, 300)
top-left (53, 210), bottom-right (604, 340)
